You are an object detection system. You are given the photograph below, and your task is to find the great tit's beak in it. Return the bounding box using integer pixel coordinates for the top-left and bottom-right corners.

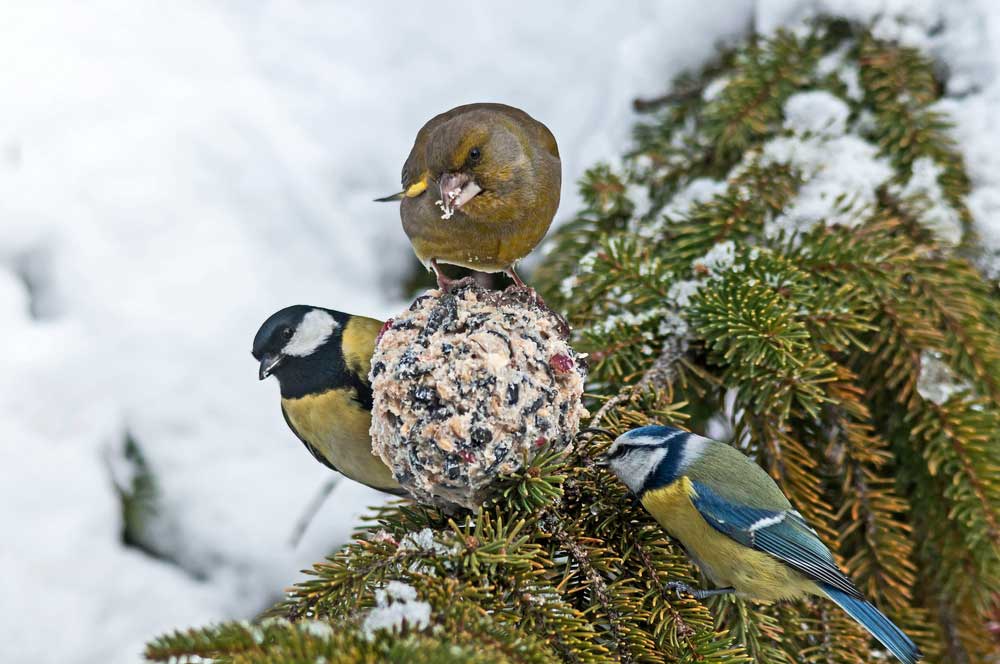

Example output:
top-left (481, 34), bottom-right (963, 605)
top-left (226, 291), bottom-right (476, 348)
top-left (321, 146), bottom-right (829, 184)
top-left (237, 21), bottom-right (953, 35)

top-left (436, 172), bottom-right (482, 218)
top-left (258, 353), bottom-right (283, 380)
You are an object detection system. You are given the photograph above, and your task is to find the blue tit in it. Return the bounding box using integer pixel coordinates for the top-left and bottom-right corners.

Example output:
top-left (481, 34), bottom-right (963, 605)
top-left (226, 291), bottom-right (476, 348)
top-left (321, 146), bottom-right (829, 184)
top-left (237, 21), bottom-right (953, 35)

top-left (252, 305), bottom-right (403, 495)
top-left (601, 425), bottom-right (920, 664)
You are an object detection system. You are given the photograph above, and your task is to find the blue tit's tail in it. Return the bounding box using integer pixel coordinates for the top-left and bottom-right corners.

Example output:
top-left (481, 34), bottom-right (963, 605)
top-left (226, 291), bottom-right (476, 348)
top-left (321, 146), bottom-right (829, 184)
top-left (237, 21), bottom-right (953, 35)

top-left (823, 585), bottom-right (921, 663)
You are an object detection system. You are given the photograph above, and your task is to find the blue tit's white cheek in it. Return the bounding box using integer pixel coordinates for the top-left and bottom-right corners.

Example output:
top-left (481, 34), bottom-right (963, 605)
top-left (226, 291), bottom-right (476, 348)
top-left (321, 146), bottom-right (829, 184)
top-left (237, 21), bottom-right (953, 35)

top-left (609, 446), bottom-right (668, 495)
top-left (283, 310), bottom-right (339, 357)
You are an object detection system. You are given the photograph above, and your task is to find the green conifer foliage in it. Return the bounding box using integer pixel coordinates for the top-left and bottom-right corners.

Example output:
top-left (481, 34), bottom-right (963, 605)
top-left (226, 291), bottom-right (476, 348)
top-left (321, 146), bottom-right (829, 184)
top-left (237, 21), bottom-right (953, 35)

top-left (147, 19), bottom-right (999, 664)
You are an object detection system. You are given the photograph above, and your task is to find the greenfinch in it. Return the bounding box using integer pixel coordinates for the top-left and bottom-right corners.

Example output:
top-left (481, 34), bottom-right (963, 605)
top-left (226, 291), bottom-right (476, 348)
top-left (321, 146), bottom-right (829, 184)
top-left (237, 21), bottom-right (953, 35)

top-left (378, 103), bottom-right (561, 291)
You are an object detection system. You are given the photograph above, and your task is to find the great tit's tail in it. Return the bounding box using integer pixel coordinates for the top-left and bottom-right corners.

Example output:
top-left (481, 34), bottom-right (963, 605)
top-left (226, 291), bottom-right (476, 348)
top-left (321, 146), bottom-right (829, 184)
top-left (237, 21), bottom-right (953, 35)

top-left (823, 585), bottom-right (921, 664)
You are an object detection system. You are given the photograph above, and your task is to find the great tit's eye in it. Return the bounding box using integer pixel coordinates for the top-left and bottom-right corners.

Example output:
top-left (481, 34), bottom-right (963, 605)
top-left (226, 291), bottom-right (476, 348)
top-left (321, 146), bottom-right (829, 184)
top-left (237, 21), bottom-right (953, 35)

top-left (468, 147), bottom-right (481, 164)
top-left (281, 327), bottom-right (294, 341)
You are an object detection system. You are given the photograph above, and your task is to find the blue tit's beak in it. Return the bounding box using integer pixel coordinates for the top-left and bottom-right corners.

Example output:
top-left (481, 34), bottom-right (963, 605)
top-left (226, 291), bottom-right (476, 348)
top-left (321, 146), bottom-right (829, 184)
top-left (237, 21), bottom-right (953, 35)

top-left (258, 353), bottom-right (283, 380)
top-left (578, 428), bottom-right (617, 467)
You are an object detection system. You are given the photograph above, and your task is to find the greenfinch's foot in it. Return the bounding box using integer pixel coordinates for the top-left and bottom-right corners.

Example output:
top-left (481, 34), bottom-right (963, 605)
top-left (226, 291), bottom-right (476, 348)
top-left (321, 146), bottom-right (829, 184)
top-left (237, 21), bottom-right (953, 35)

top-left (430, 258), bottom-right (475, 293)
top-left (505, 265), bottom-right (528, 289)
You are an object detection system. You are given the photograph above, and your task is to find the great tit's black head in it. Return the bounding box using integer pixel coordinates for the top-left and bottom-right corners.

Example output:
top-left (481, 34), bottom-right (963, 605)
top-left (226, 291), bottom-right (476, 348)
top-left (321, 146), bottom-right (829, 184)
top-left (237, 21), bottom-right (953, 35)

top-left (252, 305), bottom-right (346, 383)
top-left (603, 425), bottom-right (694, 495)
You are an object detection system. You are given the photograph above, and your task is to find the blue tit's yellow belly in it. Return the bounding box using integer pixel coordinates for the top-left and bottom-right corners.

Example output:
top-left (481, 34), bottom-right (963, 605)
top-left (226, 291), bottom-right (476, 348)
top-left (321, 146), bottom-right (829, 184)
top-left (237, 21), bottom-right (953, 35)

top-left (641, 477), bottom-right (820, 603)
top-left (282, 388), bottom-right (399, 492)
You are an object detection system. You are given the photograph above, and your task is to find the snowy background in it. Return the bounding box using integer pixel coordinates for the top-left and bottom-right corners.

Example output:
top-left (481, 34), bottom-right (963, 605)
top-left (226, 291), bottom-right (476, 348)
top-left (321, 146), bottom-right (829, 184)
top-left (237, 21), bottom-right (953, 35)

top-left (1, 1), bottom-right (998, 663)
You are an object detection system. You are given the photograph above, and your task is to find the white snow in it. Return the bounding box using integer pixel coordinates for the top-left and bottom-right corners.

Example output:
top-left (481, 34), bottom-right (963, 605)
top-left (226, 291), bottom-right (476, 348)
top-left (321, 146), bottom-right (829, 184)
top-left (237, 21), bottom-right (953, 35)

top-left (889, 157), bottom-right (964, 246)
top-left (702, 76), bottom-right (732, 102)
top-left (695, 240), bottom-right (743, 276)
top-left (667, 280), bottom-right (703, 308)
top-left (757, 91), bottom-right (895, 240)
top-left (917, 350), bottom-right (972, 405)
top-left (665, 177), bottom-right (730, 219)
top-left (782, 91), bottom-right (851, 137)
top-left (361, 581), bottom-right (432, 639)
top-left (816, 45), bottom-right (864, 101)
top-left (758, 0), bottom-right (1000, 275)
top-left (0, 3), bottom-right (754, 663)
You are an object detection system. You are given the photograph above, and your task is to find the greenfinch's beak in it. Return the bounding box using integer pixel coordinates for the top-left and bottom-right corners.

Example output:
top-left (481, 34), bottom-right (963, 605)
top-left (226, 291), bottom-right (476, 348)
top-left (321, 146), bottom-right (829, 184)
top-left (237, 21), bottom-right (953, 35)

top-left (375, 175), bottom-right (431, 202)
top-left (436, 172), bottom-right (482, 219)
top-left (259, 353), bottom-right (283, 380)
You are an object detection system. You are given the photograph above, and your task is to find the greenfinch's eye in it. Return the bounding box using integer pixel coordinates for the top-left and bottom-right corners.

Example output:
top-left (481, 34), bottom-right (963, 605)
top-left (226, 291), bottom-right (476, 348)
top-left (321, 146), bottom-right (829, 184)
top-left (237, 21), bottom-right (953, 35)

top-left (468, 147), bottom-right (481, 164)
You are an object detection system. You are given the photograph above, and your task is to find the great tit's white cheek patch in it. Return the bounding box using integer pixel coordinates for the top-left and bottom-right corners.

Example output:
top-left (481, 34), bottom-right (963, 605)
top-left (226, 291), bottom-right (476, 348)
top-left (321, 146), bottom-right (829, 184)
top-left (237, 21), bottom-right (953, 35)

top-left (283, 310), bottom-right (339, 357)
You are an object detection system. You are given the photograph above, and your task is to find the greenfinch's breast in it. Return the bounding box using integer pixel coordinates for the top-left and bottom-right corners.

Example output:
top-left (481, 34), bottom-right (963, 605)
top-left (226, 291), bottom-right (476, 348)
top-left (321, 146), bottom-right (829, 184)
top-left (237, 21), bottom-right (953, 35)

top-left (402, 190), bottom-right (557, 271)
top-left (641, 477), bottom-right (820, 602)
top-left (282, 389), bottom-right (399, 492)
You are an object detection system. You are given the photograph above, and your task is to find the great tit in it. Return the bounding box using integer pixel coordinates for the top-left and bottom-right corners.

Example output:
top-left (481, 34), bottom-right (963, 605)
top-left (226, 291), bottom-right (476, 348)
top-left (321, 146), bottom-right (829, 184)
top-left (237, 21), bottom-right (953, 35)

top-left (602, 425), bottom-right (920, 664)
top-left (377, 103), bottom-right (561, 291)
top-left (252, 305), bottom-right (403, 495)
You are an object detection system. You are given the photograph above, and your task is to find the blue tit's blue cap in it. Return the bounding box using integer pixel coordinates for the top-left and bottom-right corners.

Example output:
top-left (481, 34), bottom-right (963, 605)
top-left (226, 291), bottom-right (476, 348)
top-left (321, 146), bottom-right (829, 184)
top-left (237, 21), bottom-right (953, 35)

top-left (621, 424), bottom-right (687, 440)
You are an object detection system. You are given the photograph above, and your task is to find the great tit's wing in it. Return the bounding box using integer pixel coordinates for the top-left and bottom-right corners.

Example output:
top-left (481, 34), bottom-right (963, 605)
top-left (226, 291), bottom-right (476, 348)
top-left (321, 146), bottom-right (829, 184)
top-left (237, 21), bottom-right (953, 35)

top-left (691, 480), bottom-right (864, 600)
top-left (281, 404), bottom-right (342, 474)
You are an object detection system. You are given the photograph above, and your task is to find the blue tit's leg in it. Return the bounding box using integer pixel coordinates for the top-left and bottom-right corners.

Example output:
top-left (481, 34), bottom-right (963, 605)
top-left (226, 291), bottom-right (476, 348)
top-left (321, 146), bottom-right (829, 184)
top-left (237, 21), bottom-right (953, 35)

top-left (664, 581), bottom-right (736, 600)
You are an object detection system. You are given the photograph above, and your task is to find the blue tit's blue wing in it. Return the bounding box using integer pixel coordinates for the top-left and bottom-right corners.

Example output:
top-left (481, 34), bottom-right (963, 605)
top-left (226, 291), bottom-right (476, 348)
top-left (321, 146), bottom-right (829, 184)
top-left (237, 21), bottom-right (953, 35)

top-left (690, 480), bottom-right (864, 600)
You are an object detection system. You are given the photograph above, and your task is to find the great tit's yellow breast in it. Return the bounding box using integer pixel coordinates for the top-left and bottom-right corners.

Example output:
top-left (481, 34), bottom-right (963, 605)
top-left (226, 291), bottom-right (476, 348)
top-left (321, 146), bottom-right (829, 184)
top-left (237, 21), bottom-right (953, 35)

top-left (282, 389), bottom-right (399, 492)
top-left (641, 477), bottom-right (820, 602)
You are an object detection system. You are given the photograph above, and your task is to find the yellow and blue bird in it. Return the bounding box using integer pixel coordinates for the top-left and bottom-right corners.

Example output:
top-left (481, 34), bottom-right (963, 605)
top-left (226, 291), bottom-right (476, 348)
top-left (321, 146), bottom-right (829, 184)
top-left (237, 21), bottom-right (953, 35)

top-left (252, 305), bottom-right (403, 495)
top-left (600, 425), bottom-right (920, 664)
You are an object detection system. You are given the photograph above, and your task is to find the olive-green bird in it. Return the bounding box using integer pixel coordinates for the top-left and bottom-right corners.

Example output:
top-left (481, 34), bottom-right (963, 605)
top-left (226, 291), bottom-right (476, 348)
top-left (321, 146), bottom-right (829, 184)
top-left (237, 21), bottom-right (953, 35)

top-left (377, 103), bottom-right (561, 290)
top-left (252, 305), bottom-right (403, 495)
